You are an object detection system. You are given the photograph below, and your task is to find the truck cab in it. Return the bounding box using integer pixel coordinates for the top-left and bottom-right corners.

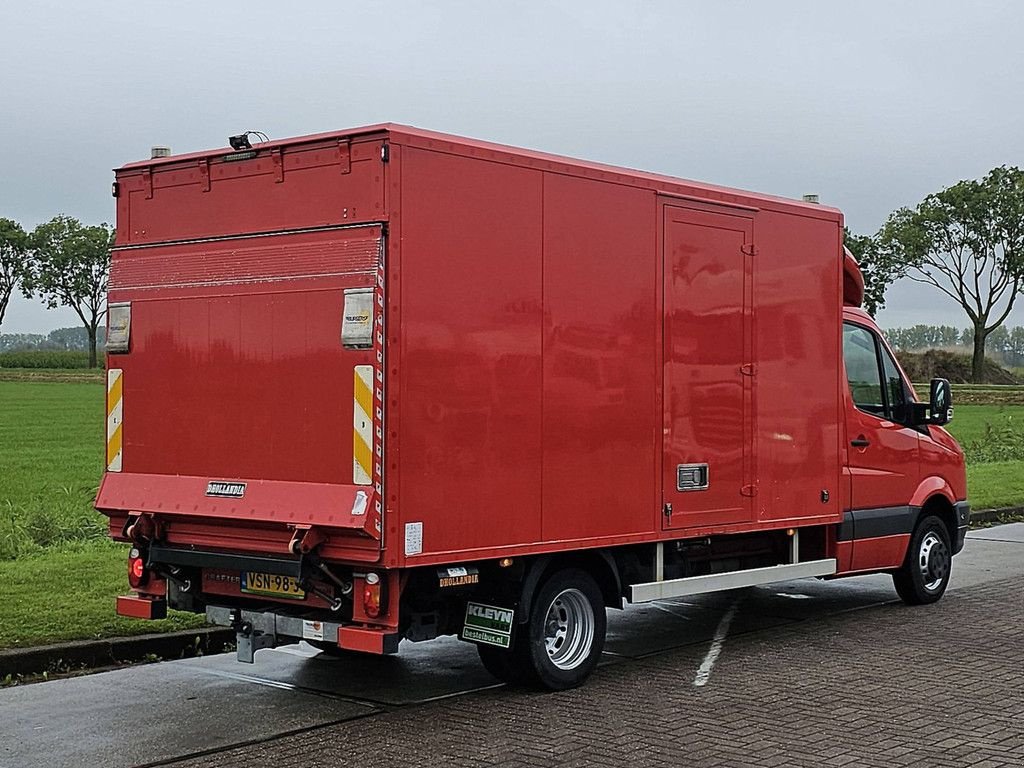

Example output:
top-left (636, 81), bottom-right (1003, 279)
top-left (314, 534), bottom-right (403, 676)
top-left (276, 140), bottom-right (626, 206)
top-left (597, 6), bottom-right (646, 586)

top-left (839, 283), bottom-right (968, 600)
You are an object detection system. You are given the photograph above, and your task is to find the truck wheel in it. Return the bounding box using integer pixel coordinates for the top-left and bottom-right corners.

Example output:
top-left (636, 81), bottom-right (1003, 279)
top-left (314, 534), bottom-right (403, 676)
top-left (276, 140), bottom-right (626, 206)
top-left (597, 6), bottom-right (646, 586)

top-left (518, 567), bottom-right (606, 690)
top-left (893, 515), bottom-right (952, 605)
top-left (477, 644), bottom-right (521, 684)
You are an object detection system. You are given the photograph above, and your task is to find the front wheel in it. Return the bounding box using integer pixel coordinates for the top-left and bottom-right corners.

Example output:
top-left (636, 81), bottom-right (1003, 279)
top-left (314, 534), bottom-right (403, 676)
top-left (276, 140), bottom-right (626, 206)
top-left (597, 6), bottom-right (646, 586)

top-left (893, 515), bottom-right (952, 605)
top-left (517, 567), bottom-right (607, 690)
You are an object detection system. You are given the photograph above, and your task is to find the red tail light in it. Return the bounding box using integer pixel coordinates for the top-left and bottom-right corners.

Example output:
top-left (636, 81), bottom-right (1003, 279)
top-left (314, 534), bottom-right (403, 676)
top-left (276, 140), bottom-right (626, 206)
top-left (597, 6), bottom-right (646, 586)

top-left (363, 572), bottom-right (381, 618)
top-left (128, 547), bottom-right (147, 589)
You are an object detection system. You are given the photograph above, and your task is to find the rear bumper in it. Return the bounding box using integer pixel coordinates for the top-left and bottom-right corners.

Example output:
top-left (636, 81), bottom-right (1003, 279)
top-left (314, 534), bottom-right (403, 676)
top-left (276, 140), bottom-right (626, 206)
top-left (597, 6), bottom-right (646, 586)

top-left (205, 605), bottom-right (399, 662)
top-left (116, 594), bottom-right (167, 620)
top-left (954, 501), bottom-right (970, 554)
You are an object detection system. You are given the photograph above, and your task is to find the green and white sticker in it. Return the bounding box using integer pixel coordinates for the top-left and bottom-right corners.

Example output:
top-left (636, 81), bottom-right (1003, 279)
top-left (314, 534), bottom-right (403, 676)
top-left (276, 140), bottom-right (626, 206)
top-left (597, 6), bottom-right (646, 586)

top-left (462, 602), bottom-right (514, 648)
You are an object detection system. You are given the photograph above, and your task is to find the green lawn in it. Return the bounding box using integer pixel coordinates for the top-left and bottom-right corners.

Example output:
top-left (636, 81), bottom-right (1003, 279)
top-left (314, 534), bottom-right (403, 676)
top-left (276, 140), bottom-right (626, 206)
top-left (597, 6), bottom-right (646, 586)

top-left (944, 405), bottom-right (1024, 506)
top-left (0, 380), bottom-right (204, 649)
top-left (966, 462), bottom-right (1024, 511)
top-left (0, 380), bottom-right (108, 559)
top-left (0, 540), bottom-right (205, 649)
top-left (945, 404), bottom-right (1024, 445)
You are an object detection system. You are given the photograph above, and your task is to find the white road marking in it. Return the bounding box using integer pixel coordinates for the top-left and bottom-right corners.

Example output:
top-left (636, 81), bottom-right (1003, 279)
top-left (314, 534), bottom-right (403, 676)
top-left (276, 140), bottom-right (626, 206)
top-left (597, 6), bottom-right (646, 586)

top-left (693, 599), bottom-right (739, 687)
top-left (651, 603), bottom-right (695, 620)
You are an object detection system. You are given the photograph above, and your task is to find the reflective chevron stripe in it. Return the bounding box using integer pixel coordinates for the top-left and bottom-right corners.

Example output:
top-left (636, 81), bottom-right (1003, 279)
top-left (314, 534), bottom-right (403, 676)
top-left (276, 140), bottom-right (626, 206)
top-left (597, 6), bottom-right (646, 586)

top-left (353, 364), bottom-right (374, 485)
top-left (106, 368), bottom-right (123, 472)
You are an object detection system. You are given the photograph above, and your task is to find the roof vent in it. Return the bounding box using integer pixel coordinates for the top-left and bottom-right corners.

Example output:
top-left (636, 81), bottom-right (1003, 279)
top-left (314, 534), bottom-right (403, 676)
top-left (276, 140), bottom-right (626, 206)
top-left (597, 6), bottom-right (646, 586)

top-left (151, 146), bottom-right (171, 159)
top-left (802, 193), bottom-right (820, 204)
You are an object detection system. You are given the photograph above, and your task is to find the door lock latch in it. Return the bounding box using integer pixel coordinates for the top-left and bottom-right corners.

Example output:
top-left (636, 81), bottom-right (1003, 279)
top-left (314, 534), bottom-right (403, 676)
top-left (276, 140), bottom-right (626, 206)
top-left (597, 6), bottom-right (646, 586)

top-left (663, 502), bottom-right (673, 518)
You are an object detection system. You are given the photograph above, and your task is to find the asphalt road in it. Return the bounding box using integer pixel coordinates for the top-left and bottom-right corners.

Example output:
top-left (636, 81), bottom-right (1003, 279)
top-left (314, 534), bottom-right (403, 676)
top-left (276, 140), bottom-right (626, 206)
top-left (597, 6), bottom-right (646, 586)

top-left (2, 524), bottom-right (1022, 768)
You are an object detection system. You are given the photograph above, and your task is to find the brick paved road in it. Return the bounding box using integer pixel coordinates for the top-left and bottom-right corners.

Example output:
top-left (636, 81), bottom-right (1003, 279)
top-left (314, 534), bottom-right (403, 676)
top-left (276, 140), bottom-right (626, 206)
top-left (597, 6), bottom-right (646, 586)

top-left (172, 576), bottom-right (1024, 768)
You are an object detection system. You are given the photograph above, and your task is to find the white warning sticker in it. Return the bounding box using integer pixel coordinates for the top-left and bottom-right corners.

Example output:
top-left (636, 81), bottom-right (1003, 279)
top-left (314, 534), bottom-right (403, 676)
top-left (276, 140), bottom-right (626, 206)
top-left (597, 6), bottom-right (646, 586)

top-left (302, 620), bottom-right (324, 641)
top-left (404, 521), bottom-right (423, 556)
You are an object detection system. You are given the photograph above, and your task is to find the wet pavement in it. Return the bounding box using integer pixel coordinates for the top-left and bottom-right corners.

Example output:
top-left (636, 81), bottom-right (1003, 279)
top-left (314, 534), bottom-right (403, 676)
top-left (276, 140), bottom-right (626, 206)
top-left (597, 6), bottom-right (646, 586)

top-left (2, 524), bottom-right (1021, 768)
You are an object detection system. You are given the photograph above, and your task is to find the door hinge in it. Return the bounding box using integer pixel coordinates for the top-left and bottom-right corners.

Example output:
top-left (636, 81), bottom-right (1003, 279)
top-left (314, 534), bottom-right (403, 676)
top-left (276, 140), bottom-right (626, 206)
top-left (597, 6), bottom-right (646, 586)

top-left (740, 243), bottom-right (757, 256)
top-left (740, 363), bottom-right (755, 376)
top-left (337, 140), bottom-right (351, 174)
top-left (271, 148), bottom-right (285, 183)
top-left (741, 484), bottom-right (757, 497)
top-left (663, 502), bottom-right (673, 518)
top-left (198, 158), bottom-right (210, 192)
top-left (380, 143), bottom-right (390, 163)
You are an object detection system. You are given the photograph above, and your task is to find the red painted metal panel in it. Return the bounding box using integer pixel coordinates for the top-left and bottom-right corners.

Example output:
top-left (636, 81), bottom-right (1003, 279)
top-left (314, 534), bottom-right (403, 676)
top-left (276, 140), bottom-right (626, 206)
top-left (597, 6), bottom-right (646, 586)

top-left (541, 175), bottom-right (657, 541)
top-left (752, 212), bottom-right (844, 523)
top-left (397, 148), bottom-right (544, 557)
top-left (97, 473), bottom-right (380, 537)
top-left (662, 205), bottom-right (754, 530)
top-left (116, 138), bottom-right (386, 245)
top-left (110, 227), bottom-right (380, 291)
top-left (104, 228), bottom-right (380, 491)
top-left (339, 626), bottom-right (388, 654)
top-left (116, 595), bottom-right (167, 620)
top-left (845, 533), bottom-right (910, 572)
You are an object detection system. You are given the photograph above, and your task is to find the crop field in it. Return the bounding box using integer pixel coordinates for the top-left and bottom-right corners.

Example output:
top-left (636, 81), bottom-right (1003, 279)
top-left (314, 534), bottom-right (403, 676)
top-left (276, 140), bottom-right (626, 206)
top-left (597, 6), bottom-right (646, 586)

top-left (0, 378), bottom-right (1021, 650)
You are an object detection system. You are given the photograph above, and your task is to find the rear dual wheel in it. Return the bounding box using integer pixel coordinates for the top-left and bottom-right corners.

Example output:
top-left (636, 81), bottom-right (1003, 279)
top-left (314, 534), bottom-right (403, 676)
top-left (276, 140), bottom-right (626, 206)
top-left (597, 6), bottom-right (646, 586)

top-left (477, 567), bottom-right (606, 690)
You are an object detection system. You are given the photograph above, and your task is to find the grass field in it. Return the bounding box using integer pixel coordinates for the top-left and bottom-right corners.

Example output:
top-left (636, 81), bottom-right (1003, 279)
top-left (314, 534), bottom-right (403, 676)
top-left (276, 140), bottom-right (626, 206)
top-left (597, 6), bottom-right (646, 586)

top-left (0, 541), bottom-right (204, 649)
top-left (0, 379), bottom-right (202, 648)
top-left (0, 379), bottom-right (1021, 650)
top-left (0, 380), bottom-right (107, 559)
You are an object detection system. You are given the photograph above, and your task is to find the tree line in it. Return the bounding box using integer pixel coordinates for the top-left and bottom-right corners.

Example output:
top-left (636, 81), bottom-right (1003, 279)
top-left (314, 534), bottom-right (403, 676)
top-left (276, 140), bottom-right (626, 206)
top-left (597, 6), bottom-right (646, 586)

top-left (0, 216), bottom-right (111, 368)
top-left (0, 326), bottom-right (107, 353)
top-left (847, 166), bottom-right (1024, 382)
top-left (885, 324), bottom-right (1024, 367)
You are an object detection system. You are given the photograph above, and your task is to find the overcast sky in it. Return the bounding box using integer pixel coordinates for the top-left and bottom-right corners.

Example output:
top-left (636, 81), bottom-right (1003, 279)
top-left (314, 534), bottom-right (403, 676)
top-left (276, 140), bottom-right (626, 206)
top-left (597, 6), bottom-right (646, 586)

top-left (2, 0), bottom-right (1022, 334)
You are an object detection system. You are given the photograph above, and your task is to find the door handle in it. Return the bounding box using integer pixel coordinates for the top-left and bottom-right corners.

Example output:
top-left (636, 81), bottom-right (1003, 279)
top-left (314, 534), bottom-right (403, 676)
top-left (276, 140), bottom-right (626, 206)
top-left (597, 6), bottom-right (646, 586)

top-left (850, 436), bottom-right (871, 448)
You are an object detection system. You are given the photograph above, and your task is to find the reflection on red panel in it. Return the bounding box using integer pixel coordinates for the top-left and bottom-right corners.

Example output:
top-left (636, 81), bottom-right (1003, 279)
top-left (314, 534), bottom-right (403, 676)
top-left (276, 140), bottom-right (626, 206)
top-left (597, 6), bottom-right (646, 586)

top-left (107, 228), bottom-right (380, 484)
top-left (398, 149), bottom-right (544, 552)
top-left (663, 207), bottom-right (751, 529)
top-left (541, 176), bottom-right (657, 541)
top-left (753, 213), bottom-right (843, 523)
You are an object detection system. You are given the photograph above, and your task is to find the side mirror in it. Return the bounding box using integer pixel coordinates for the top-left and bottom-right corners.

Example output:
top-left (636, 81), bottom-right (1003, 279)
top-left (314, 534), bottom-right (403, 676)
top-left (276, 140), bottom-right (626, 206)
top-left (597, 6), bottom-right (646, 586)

top-left (929, 378), bottom-right (952, 426)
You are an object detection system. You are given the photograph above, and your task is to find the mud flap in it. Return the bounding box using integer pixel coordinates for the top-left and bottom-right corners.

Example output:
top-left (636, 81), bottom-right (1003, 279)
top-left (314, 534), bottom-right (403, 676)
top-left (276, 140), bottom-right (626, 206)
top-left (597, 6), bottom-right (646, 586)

top-left (460, 601), bottom-right (515, 649)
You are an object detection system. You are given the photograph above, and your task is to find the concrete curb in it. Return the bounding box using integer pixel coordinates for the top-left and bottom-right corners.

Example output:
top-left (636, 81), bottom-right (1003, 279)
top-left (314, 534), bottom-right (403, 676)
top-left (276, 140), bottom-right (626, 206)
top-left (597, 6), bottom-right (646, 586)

top-left (970, 506), bottom-right (1024, 525)
top-left (0, 627), bottom-right (234, 680)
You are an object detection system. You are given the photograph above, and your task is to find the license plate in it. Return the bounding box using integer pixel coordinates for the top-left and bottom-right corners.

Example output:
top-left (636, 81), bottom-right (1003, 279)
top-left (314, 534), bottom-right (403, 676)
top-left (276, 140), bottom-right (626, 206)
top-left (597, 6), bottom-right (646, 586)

top-left (240, 571), bottom-right (305, 600)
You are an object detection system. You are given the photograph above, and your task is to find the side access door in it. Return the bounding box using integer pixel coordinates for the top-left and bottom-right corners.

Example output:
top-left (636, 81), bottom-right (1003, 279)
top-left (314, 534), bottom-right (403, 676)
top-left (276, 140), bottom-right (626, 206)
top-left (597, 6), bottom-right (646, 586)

top-left (841, 321), bottom-right (920, 570)
top-left (662, 202), bottom-right (755, 530)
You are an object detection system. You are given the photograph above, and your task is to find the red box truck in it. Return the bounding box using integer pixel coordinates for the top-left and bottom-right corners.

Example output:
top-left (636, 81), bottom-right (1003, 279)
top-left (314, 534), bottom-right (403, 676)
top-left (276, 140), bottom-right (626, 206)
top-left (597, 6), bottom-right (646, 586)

top-left (99, 124), bottom-right (968, 689)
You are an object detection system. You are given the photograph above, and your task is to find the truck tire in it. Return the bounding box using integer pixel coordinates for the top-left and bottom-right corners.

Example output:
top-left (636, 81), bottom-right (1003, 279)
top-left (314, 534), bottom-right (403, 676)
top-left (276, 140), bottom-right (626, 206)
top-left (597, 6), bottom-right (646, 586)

top-left (516, 567), bottom-right (606, 690)
top-left (893, 515), bottom-right (952, 605)
top-left (477, 644), bottom-right (521, 684)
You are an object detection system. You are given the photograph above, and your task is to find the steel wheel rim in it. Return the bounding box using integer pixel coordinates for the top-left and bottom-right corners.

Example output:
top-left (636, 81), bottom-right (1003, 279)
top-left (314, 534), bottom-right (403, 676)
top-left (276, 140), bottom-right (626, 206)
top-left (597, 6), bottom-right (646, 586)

top-left (918, 531), bottom-right (949, 591)
top-left (543, 588), bottom-right (595, 671)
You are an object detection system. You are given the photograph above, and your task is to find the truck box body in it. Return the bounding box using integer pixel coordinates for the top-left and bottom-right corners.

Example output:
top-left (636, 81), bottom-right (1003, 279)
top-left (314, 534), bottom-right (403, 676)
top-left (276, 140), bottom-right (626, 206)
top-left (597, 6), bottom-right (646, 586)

top-left (99, 125), bottom-right (966, 686)
top-left (100, 124), bottom-right (844, 563)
